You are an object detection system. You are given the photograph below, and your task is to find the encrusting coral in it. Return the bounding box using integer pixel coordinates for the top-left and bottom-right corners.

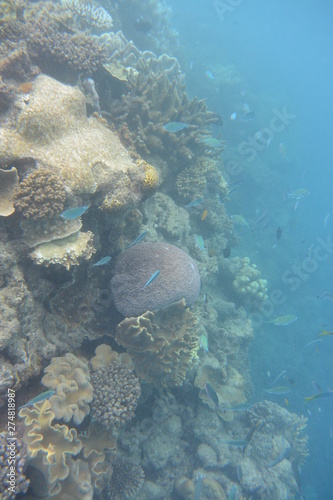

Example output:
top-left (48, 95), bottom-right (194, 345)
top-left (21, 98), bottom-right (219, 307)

top-left (41, 352), bottom-right (93, 425)
top-left (111, 242), bottom-right (201, 316)
top-left (115, 299), bottom-right (199, 388)
top-left (0, 167), bottom-right (18, 217)
top-left (14, 166), bottom-right (66, 219)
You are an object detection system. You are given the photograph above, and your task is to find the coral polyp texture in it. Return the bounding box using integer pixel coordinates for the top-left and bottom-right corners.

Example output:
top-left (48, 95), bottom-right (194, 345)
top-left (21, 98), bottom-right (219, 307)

top-left (0, 75), bottom-right (146, 209)
top-left (14, 166), bottom-right (66, 219)
top-left (115, 299), bottom-right (199, 388)
top-left (111, 242), bottom-right (201, 316)
top-left (61, 0), bottom-right (113, 30)
top-left (90, 360), bottom-right (141, 431)
top-left (103, 456), bottom-right (144, 499)
top-left (0, 431), bottom-right (29, 499)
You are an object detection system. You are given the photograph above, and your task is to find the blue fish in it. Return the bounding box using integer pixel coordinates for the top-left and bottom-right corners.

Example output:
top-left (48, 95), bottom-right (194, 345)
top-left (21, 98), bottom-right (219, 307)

top-left (163, 121), bottom-right (188, 133)
top-left (204, 382), bottom-right (219, 407)
top-left (19, 390), bottom-right (55, 409)
top-left (126, 230), bottom-right (148, 249)
top-left (200, 137), bottom-right (222, 148)
top-left (194, 234), bottom-right (206, 251)
top-left (228, 485), bottom-right (237, 500)
top-left (143, 270), bottom-right (160, 289)
top-left (205, 70), bottom-right (214, 80)
top-left (60, 204), bottom-right (90, 220)
top-left (194, 474), bottom-right (205, 500)
top-left (93, 256), bottom-right (111, 267)
top-left (185, 198), bottom-right (204, 208)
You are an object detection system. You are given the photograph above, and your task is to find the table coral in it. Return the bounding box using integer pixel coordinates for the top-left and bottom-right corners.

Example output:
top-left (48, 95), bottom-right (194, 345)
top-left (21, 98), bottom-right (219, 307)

top-left (14, 166), bottom-right (66, 219)
top-left (111, 242), bottom-right (200, 316)
top-left (0, 167), bottom-right (18, 216)
top-left (116, 299), bottom-right (199, 388)
top-left (41, 352), bottom-right (93, 425)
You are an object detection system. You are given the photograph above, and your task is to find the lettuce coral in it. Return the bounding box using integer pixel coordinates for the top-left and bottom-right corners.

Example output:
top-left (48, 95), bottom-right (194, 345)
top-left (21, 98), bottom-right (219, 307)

top-left (115, 299), bottom-right (199, 387)
top-left (41, 352), bottom-right (93, 425)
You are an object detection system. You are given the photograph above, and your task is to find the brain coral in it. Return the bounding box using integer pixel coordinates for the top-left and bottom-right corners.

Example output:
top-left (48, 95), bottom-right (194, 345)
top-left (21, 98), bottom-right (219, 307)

top-left (111, 242), bottom-right (201, 316)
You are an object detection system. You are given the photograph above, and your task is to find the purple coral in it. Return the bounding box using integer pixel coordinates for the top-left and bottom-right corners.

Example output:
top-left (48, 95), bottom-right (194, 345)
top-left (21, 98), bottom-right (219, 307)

top-left (111, 242), bottom-right (201, 316)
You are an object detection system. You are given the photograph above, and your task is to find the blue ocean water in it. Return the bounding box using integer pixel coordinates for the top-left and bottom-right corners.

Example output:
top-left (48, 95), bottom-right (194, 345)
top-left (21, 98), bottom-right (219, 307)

top-left (169, 0), bottom-right (333, 496)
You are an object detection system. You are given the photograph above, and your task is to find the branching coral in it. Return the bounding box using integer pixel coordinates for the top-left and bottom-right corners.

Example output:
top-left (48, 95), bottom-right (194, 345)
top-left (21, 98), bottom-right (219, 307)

top-left (115, 299), bottom-right (199, 387)
top-left (41, 352), bottom-right (93, 425)
top-left (14, 166), bottom-right (66, 219)
top-left (91, 360), bottom-right (141, 431)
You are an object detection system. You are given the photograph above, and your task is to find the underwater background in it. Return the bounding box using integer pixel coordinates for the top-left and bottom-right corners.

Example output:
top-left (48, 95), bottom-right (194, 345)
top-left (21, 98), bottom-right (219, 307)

top-left (0, 0), bottom-right (332, 498)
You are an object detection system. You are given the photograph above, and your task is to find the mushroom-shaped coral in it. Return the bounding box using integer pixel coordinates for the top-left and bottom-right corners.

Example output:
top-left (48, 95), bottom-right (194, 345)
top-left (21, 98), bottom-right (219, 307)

top-left (18, 400), bottom-right (82, 497)
top-left (90, 360), bottom-right (141, 431)
top-left (41, 353), bottom-right (93, 425)
top-left (111, 242), bottom-right (201, 316)
top-left (115, 299), bottom-right (199, 387)
top-left (102, 455), bottom-right (144, 500)
top-left (0, 167), bottom-right (18, 217)
top-left (0, 431), bottom-right (29, 499)
top-left (14, 166), bottom-right (66, 219)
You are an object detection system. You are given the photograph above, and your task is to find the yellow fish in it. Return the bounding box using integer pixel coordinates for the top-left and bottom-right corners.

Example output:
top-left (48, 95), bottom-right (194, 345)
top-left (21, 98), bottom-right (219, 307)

top-left (319, 329), bottom-right (333, 337)
top-left (201, 209), bottom-right (208, 221)
top-left (284, 398), bottom-right (289, 407)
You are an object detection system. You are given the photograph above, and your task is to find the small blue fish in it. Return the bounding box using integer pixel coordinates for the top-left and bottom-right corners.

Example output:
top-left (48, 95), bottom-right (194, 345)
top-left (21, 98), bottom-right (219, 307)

top-left (200, 137), bottom-right (222, 148)
top-left (143, 270), bottom-right (160, 289)
top-left (205, 70), bottom-right (214, 80)
top-left (126, 230), bottom-right (148, 249)
top-left (163, 121), bottom-right (188, 133)
top-left (221, 440), bottom-right (249, 448)
top-left (228, 485), bottom-right (237, 500)
top-left (200, 334), bottom-right (209, 352)
top-left (204, 382), bottom-right (219, 407)
top-left (93, 256), bottom-right (111, 267)
top-left (185, 198), bottom-right (204, 208)
top-left (19, 390), bottom-right (55, 409)
top-left (60, 204), bottom-right (90, 220)
top-left (264, 386), bottom-right (291, 395)
top-left (225, 402), bottom-right (253, 412)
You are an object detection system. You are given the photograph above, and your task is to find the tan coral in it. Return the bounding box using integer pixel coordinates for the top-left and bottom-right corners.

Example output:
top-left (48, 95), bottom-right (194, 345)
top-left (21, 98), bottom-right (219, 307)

top-left (232, 256), bottom-right (268, 306)
top-left (30, 230), bottom-right (95, 271)
top-left (90, 343), bottom-right (132, 371)
top-left (14, 166), bottom-right (66, 219)
top-left (176, 157), bottom-right (228, 201)
top-left (52, 458), bottom-right (93, 500)
top-left (115, 299), bottom-right (199, 388)
top-left (21, 216), bottom-right (82, 248)
top-left (41, 353), bottom-right (93, 425)
top-left (0, 167), bottom-right (18, 216)
top-left (18, 400), bottom-right (82, 497)
top-left (0, 75), bottom-right (145, 209)
top-left (136, 158), bottom-right (160, 191)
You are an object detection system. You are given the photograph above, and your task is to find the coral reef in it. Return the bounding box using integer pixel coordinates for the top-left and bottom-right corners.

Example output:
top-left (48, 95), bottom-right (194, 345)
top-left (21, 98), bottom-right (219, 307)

top-left (61, 0), bottom-right (113, 30)
top-left (41, 353), bottom-right (93, 425)
top-left (21, 217), bottom-right (82, 248)
top-left (101, 455), bottom-right (144, 499)
top-left (0, 167), bottom-right (18, 216)
top-left (111, 242), bottom-right (201, 316)
top-left (219, 256), bottom-right (268, 308)
top-left (90, 360), bottom-right (141, 431)
top-left (14, 166), bottom-right (66, 219)
top-left (115, 299), bottom-right (199, 387)
top-left (0, 75), bottom-right (146, 207)
top-left (18, 400), bottom-right (83, 497)
top-left (0, 431), bottom-right (29, 499)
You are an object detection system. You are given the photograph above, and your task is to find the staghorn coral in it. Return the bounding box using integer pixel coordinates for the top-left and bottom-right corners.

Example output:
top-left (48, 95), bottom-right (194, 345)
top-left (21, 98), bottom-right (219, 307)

top-left (115, 299), bottom-right (199, 388)
top-left (90, 360), bottom-right (141, 430)
top-left (18, 400), bottom-right (82, 497)
top-left (0, 75), bottom-right (146, 208)
top-left (0, 431), bottom-right (29, 499)
top-left (111, 242), bottom-right (200, 316)
top-left (41, 352), bottom-right (93, 425)
top-left (0, 167), bottom-right (18, 216)
top-left (14, 166), bottom-right (66, 219)
top-left (102, 455), bottom-right (144, 500)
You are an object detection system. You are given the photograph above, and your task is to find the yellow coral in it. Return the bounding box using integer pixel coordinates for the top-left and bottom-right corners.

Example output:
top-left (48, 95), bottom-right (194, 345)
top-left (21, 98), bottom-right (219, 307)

top-left (19, 400), bottom-right (82, 497)
top-left (136, 159), bottom-right (159, 190)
